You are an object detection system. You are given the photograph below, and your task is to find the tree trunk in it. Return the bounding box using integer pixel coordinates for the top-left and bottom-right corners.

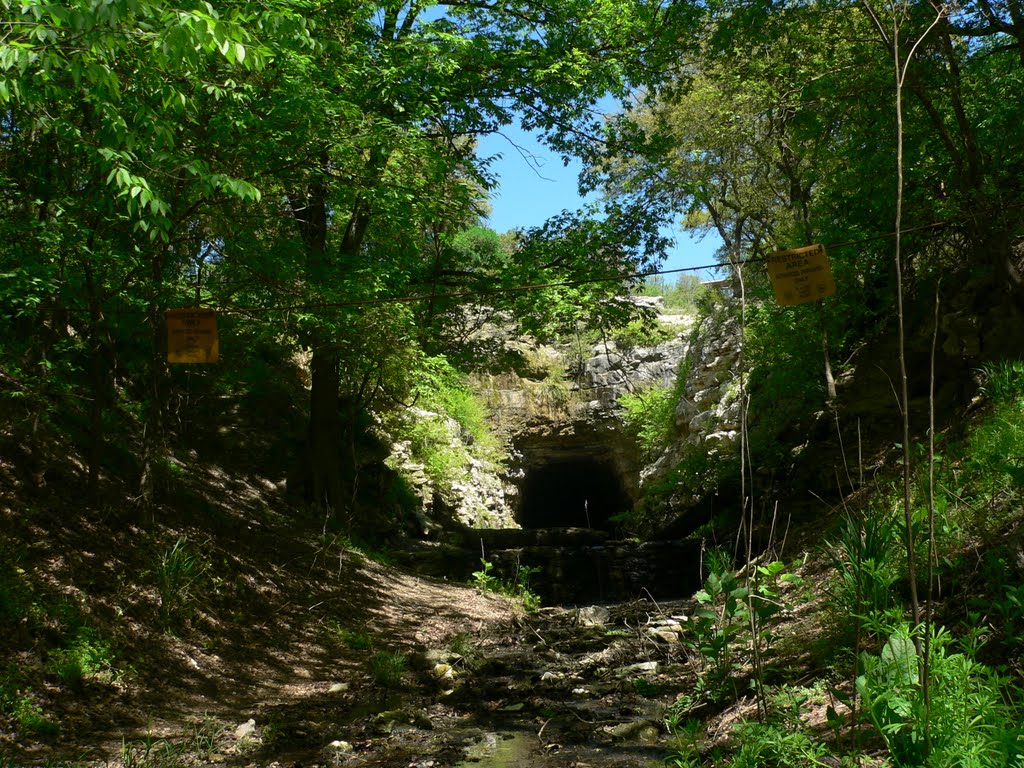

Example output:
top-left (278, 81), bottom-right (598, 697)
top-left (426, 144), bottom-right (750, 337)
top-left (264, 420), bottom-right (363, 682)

top-left (82, 258), bottom-right (106, 496)
top-left (290, 169), bottom-right (371, 512)
top-left (307, 341), bottom-right (344, 510)
top-left (138, 249), bottom-right (170, 514)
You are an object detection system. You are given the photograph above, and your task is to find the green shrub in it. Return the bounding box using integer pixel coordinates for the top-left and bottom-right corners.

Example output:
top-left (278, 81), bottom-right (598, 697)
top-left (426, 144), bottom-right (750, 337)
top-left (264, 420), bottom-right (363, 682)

top-left (471, 558), bottom-right (541, 612)
top-left (686, 561), bottom-right (800, 704)
top-left (406, 414), bottom-right (466, 487)
top-left (619, 385), bottom-right (676, 460)
top-left (857, 624), bottom-right (1024, 767)
top-left (47, 626), bottom-right (117, 689)
top-left (0, 681), bottom-right (59, 737)
top-left (979, 359), bottom-right (1024, 402)
top-left (636, 273), bottom-right (709, 312)
top-left (329, 623), bottom-right (373, 651)
top-left (607, 318), bottom-right (675, 349)
top-left (415, 356), bottom-right (501, 454)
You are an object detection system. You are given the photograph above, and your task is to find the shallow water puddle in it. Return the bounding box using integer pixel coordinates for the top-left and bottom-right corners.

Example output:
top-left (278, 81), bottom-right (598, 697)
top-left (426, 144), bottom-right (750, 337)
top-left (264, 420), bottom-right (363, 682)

top-left (454, 731), bottom-right (538, 767)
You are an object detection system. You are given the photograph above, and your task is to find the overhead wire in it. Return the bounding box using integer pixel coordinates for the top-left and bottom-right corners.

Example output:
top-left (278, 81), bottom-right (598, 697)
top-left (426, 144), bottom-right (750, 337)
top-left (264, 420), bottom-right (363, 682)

top-left (0, 214), bottom-right (959, 317)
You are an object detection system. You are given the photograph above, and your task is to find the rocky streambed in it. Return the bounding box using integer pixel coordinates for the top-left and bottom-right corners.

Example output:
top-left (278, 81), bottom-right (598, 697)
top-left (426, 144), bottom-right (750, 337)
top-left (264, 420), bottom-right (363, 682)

top-left (242, 599), bottom-right (699, 768)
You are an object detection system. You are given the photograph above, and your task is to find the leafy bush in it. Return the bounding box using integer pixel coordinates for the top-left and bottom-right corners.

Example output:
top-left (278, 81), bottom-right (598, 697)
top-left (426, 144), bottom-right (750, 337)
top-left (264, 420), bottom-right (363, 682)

top-left (406, 414), bottom-right (467, 487)
top-left (636, 273), bottom-right (710, 312)
top-left (623, 443), bottom-right (740, 535)
top-left (686, 561), bottom-right (801, 704)
top-left (728, 721), bottom-right (829, 768)
top-left (471, 558), bottom-right (541, 612)
top-left (329, 623), bottom-right (373, 651)
top-left (607, 317), bottom-right (676, 350)
top-left (47, 626), bottom-right (117, 689)
top-left (857, 624), bottom-right (1024, 768)
top-left (619, 385), bottom-right (676, 460)
top-left (415, 356), bottom-right (500, 454)
top-left (0, 672), bottom-right (59, 737)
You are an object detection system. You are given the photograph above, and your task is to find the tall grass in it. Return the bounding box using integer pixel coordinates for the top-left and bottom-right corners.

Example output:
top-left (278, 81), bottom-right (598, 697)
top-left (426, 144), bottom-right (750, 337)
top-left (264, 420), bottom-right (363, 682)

top-left (155, 537), bottom-right (209, 629)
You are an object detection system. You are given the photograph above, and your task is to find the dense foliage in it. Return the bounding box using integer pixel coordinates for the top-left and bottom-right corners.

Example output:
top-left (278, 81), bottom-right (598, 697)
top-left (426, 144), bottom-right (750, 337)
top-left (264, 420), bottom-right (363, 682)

top-left (597, 0), bottom-right (1024, 416)
top-left (0, 0), bottom-right (678, 514)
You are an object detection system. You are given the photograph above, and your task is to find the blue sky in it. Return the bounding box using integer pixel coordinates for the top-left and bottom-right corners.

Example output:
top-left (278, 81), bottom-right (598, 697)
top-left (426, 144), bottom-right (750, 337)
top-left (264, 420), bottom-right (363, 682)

top-left (476, 124), bottom-right (725, 282)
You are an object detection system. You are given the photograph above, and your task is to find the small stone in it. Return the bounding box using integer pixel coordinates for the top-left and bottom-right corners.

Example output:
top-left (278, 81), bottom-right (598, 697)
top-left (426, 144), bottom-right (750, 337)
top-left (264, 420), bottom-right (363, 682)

top-left (649, 629), bottom-right (679, 644)
top-left (433, 663), bottom-right (454, 679)
top-left (328, 682), bottom-right (350, 693)
top-left (576, 606), bottom-right (611, 626)
top-left (234, 719), bottom-right (257, 740)
top-left (616, 661), bottom-right (659, 677)
top-left (605, 721), bottom-right (645, 739)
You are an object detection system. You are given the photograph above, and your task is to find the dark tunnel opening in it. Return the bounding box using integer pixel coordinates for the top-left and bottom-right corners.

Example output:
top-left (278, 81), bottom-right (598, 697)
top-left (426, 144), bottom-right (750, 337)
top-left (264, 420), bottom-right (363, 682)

top-left (518, 458), bottom-right (633, 530)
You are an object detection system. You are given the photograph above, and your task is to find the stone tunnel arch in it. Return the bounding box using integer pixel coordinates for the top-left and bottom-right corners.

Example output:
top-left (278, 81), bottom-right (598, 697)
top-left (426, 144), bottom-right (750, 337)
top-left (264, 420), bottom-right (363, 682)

top-left (518, 457), bottom-right (631, 530)
top-left (511, 422), bottom-right (639, 532)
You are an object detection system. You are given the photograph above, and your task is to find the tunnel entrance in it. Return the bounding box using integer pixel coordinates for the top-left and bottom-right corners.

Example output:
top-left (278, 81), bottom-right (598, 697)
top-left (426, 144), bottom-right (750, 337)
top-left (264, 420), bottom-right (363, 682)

top-left (518, 457), bottom-right (633, 531)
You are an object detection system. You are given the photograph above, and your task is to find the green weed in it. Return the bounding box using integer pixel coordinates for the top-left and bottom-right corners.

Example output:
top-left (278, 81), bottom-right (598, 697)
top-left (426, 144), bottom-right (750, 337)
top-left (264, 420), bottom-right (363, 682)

top-left (368, 650), bottom-right (408, 688)
top-left (728, 721), bottom-right (829, 768)
top-left (154, 536), bottom-right (209, 629)
top-left (446, 632), bottom-right (482, 668)
top-left (406, 415), bottom-right (468, 487)
top-left (0, 668), bottom-right (58, 737)
top-left (825, 509), bottom-right (902, 634)
top-left (187, 713), bottom-right (227, 759)
top-left (328, 623), bottom-right (373, 651)
top-left (857, 623), bottom-right (1024, 767)
top-left (8, 692), bottom-right (59, 737)
top-left (685, 560), bottom-right (801, 706)
top-left (979, 359), bottom-right (1024, 402)
top-left (471, 558), bottom-right (541, 612)
top-left (47, 626), bottom-right (117, 690)
top-left (619, 385), bottom-right (676, 461)
top-left (121, 734), bottom-right (186, 768)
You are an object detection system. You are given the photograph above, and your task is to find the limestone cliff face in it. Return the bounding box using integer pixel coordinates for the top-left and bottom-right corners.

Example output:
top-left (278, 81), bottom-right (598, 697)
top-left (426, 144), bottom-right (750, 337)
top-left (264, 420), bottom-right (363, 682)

top-left (646, 311), bottom-right (743, 486)
top-left (391, 298), bottom-right (744, 536)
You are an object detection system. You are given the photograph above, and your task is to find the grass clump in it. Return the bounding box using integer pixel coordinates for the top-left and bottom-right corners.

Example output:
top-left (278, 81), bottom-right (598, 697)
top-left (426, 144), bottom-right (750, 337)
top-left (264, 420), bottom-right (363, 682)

top-left (154, 536), bottom-right (210, 630)
top-left (368, 650), bottom-right (408, 688)
top-left (328, 622), bottom-right (373, 651)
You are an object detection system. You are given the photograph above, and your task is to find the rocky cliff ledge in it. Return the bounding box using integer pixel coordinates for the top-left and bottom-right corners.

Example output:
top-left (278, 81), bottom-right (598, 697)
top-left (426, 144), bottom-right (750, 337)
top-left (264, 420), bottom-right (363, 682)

top-left (391, 297), bottom-right (744, 539)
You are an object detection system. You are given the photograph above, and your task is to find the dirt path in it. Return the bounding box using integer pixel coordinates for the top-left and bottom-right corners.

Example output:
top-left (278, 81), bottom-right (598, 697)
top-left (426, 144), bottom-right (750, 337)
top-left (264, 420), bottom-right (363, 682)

top-left (1, 478), bottom-right (702, 768)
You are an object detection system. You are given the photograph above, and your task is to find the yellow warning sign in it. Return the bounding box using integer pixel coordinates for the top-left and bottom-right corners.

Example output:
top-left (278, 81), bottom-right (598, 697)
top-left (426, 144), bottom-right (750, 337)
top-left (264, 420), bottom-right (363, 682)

top-left (766, 244), bottom-right (836, 306)
top-left (166, 309), bottom-right (219, 363)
